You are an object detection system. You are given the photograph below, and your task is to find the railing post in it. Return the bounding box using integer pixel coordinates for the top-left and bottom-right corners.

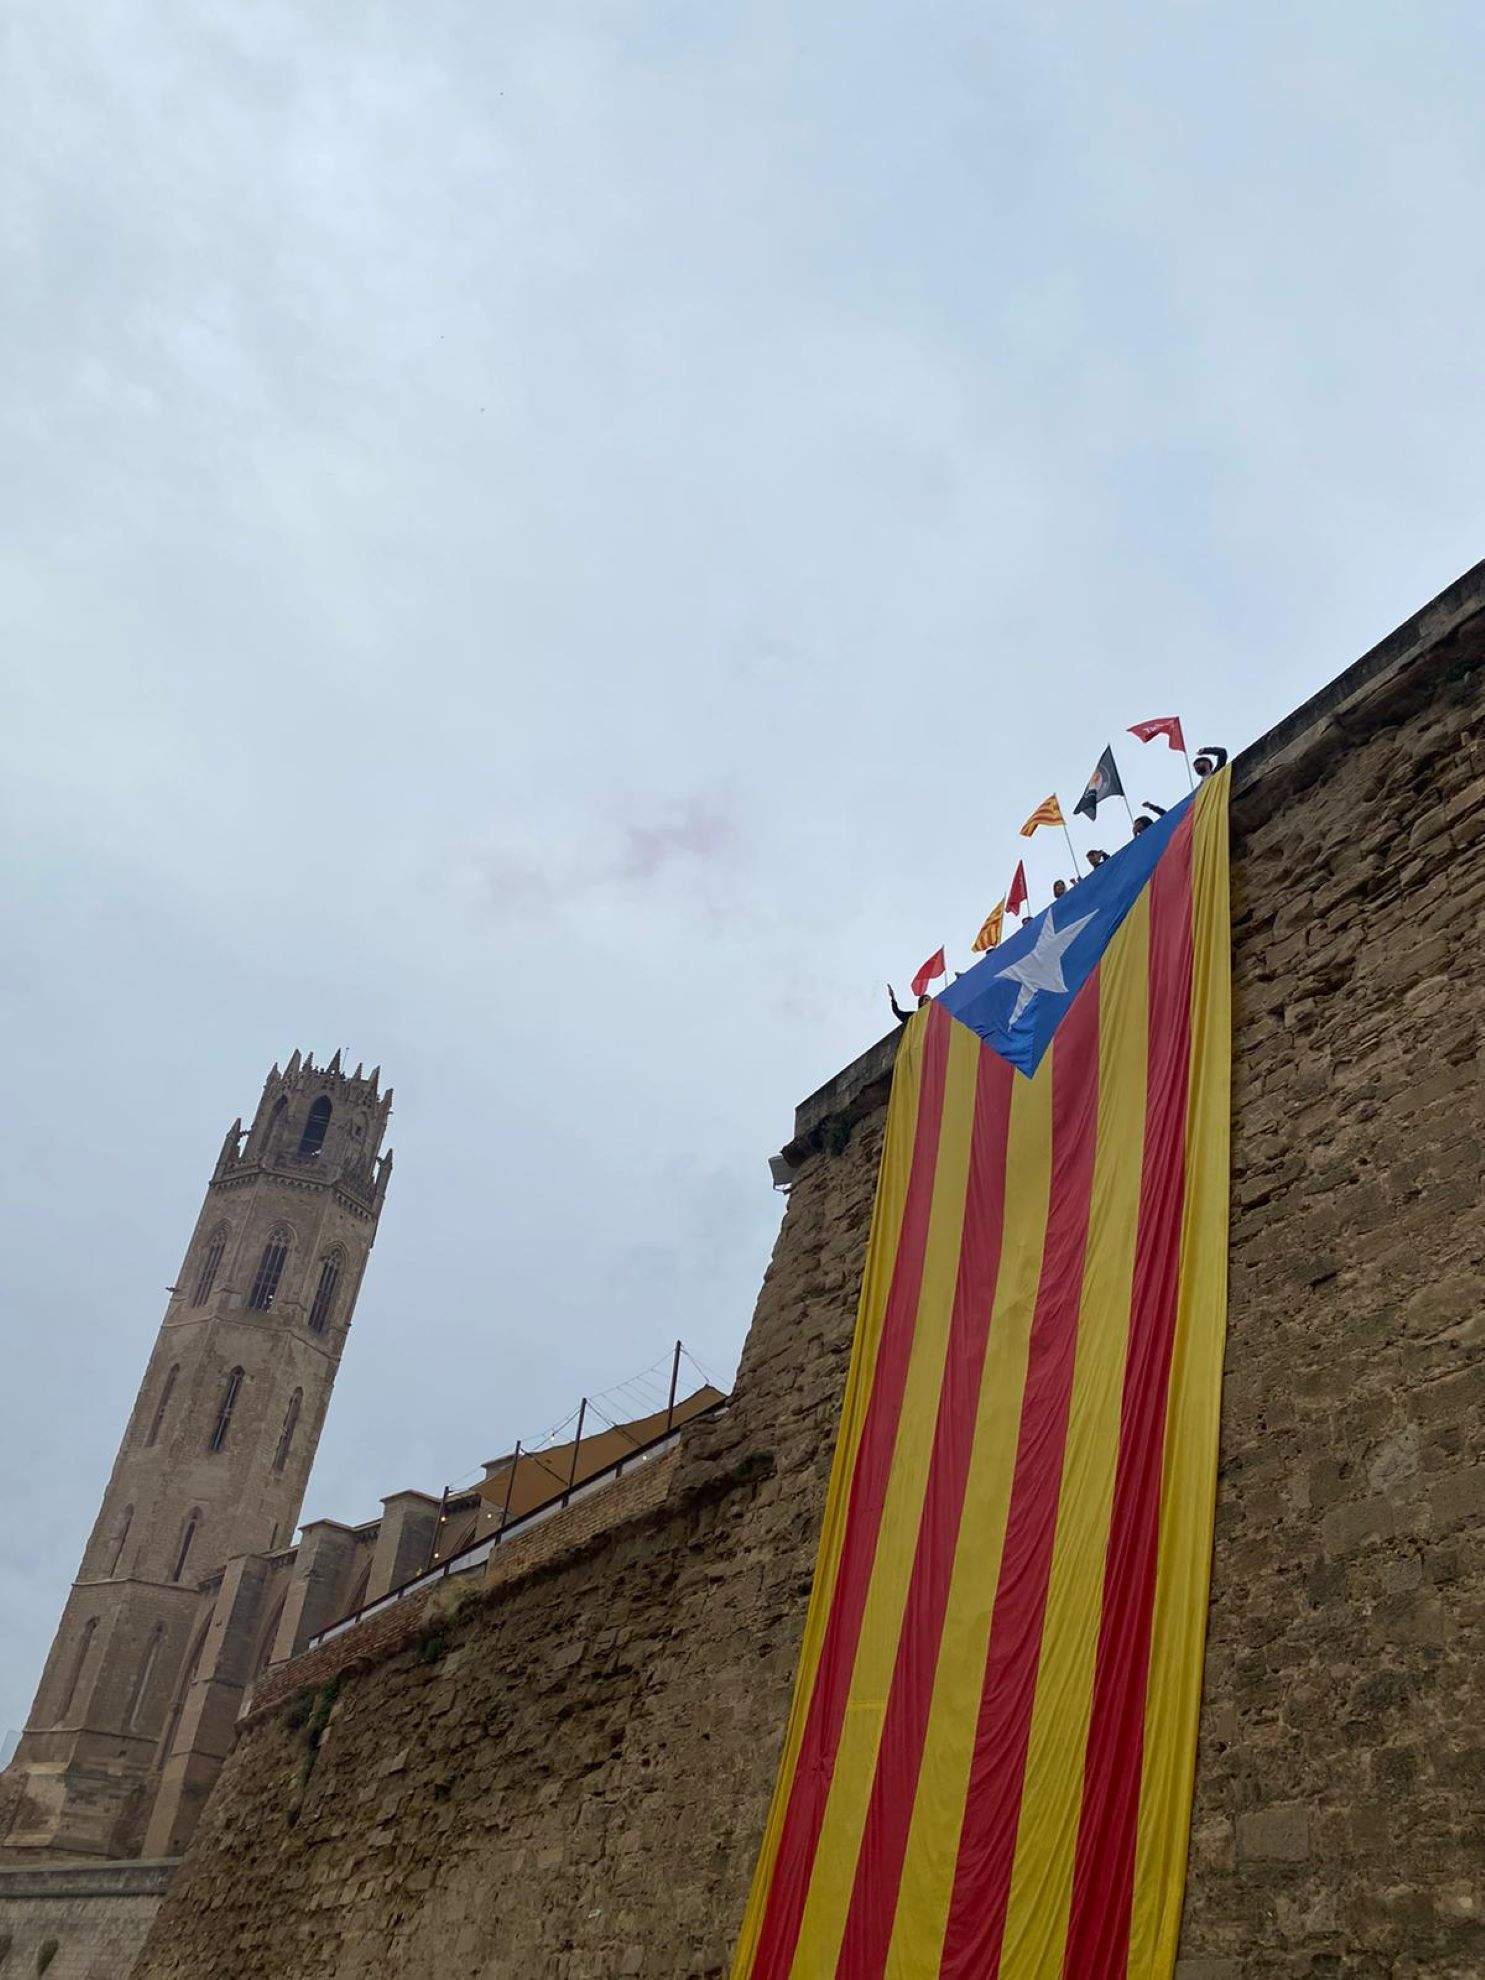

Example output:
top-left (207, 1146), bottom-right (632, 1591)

top-left (497, 1440), bottom-right (522, 1537)
top-left (564, 1399), bottom-right (587, 1507)
top-left (425, 1484), bottom-right (450, 1570)
top-left (665, 1339), bottom-right (682, 1433)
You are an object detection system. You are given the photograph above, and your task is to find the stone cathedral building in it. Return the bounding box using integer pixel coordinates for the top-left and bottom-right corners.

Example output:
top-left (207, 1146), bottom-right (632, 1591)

top-left (1, 1052), bottom-right (395, 1867)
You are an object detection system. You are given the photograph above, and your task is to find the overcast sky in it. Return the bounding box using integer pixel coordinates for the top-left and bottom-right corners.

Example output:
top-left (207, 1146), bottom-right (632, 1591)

top-left (3, 0), bottom-right (1483, 1736)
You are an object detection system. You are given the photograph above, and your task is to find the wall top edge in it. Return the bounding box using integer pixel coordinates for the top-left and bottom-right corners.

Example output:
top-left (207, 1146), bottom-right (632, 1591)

top-left (782, 556), bottom-right (1485, 1162)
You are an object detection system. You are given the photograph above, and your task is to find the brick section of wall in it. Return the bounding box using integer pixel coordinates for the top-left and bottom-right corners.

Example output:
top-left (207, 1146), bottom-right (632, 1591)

top-left (134, 628), bottom-right (1483, 1978)
top-left (244, 1588), bottom-right (438, 1723)
top-left (244, 1446), bottom-right (685, 1722)
top-left (482, 1443), bottom-right (683, 1594)
top-left (0, 1861), bottom-right (173, 1980)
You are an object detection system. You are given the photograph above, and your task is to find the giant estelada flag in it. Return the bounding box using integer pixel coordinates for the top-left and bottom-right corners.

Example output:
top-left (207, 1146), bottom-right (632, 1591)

top-left (734, 769), bottom-right (1231, 1980)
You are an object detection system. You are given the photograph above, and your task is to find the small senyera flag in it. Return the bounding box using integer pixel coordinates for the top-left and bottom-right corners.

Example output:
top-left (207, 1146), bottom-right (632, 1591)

top-left (1006, 858), bottom-right (1029, 919)
top-left (970, 899), bottom-right (1004, 953)
top-left (1129, 714), bottom-right (1187, 753)
top-left (1074, 743), bottom-right (1125, 820)
top-left (1019, 794), bottom-right (1064, 837)
top-left (910, 946), bottom-right (947, 998)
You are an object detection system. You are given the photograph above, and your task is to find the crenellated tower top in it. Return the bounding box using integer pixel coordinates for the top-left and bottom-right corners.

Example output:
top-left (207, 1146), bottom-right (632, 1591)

top-left (214, 1049), bottom-right (394, 1211)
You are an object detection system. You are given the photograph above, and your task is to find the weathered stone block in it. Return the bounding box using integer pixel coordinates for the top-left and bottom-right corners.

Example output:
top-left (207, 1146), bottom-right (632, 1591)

top-left (1237, 1802), bottom-right (1311, 1863)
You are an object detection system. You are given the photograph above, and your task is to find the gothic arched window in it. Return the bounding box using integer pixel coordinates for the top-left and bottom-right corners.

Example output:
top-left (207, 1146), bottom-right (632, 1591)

top-left (298, 1096), bottom-right (332, 1158)
top-left (247, 1229), bottom-right (290, 1311)
top-left (56, 1617), bottom-right (97, 1719)
top-left (144, 1365), bottom-right (179, 1449)
top-left (107, 1505), bottom-right (133, 1577)
top-left (273, 1390), bottom-right (302, 1473)
top-left (208, 1369), bottom-right (244, 1453)
top-left (170, 1511), bottom-right (201, 1584)
top-left (157, 1617), bottom-right (210, 1767)
top-left (125, 1623), bottom-right (165, 1732)
top-left (191, 1227), bottom-right (228, 1307)
top-left (307, 1250), bottom-right (342, 1334)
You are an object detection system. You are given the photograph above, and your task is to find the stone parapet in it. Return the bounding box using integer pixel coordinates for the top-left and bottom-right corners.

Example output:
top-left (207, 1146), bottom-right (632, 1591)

top-left (0, 1858), bottom-right (175, 1979)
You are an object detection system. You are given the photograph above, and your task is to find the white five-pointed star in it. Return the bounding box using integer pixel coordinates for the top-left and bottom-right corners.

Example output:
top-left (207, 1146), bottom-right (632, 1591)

top-left (991, 907), bottom-right (1096, 1023)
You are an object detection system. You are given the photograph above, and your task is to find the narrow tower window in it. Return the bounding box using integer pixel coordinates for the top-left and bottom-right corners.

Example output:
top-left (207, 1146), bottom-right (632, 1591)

top-left (246, 1229), bottom-right (290, 1311)
top-left (125, 1623), bottom-right (165, 1733)
top-left (191, 1227), bottom-right (228, 1306)
top-left (144, 1365), bottom-right (179, 1449)
top-left (170, 1512), bottom-right (201, 1584)
top-left (158, 1618), bottom-right (210, 1767)
top-left (298, 1096), bottom-right (332, 1158)
top-left (307, 1251), bottom-right (342, 1334)
top-left (273, 1390), bottom-right (302, 1472)
top-left (107, 1505), bottom-right (133, 1577)
top-left (56, 1618), bottom-right (97, 1719)
top-left (208, 1369), bottom-right (243, 1453)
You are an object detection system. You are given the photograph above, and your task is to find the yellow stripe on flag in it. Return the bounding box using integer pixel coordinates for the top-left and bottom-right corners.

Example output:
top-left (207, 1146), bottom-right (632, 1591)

top-left (885, 1054), bottom-right (1056, 1978)
top-left (998, 893), bottom-right (1150, 1979)
top-left (1127, 768), bottom-right (1231, 1979)
top-left (731, 1011), bottom-right (931, 1979)
top-left (789, 1018), bottom-right (982, 1978)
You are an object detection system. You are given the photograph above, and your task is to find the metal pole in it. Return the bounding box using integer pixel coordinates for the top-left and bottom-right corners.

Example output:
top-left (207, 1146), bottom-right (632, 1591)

top-left (564, 1398), bottom-right (587, 1506)
top-left (1059, 818), bottom-right (1083, 877)
top-left (426, 1484), bottom-right (449, 1569)
top-left (665, 1339), bottom-right (682, 1433)
top-left (497, 1440), bottom-right (521, 1537)
top-left (1119, 791), bottom-right (1138, 833)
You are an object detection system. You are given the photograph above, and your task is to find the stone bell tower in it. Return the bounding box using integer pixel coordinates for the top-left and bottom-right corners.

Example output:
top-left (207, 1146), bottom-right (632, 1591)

top-left (2, 1051), bottom-right (392, 1860)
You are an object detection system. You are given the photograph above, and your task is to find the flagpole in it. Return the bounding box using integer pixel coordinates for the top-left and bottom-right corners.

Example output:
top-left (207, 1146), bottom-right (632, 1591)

top-left (1180, 747), bottom-right (1195, 792)
top-left (1119, 791), bottom-right (1138, 832)
top-left (1060, 818), bottom-right (1082, 875)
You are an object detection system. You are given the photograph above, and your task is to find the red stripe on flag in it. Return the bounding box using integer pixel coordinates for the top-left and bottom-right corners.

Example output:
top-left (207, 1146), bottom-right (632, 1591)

top-left (834, 1042), bottom-right (1016, 1975)
top-left (750, 1003), bottom-right (954, 1978)
top-left (937, 974), bottom-right (1103, 1979)
top-left (1060, 808), bottom-right (1195, 1980)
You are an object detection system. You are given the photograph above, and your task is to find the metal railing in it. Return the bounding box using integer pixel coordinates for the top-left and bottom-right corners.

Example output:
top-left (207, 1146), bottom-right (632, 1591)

top-left (304, 1389), bottom-right (728, 1652)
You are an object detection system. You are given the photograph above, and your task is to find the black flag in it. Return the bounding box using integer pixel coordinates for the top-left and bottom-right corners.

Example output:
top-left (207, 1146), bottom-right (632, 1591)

top-left (1074, 745), bottom-right (1125, 820)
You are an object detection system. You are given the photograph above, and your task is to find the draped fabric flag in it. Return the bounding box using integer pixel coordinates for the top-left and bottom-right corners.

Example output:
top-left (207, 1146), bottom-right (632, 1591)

top-left (733, 769), bottom-right (1231, 1980)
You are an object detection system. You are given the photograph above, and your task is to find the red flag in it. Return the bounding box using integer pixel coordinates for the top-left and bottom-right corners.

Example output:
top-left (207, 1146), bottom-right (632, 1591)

top-left (910, 947), bottom-right (946, 999)
top-left (1128, 715), bottom-right (1186, 753)
top-left (1006, 859), bottom-right (1029, 918)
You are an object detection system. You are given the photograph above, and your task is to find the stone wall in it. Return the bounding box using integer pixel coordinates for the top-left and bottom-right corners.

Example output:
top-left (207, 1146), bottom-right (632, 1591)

top-left (133, 577), bottom-right (1483, 1977)
top-left (243, 1444), bottom-right (686, 1722)
top-left (1176, 632), bottom-right (1484, 1975)
top-left (0, 1861), bottom-right (173, 1980)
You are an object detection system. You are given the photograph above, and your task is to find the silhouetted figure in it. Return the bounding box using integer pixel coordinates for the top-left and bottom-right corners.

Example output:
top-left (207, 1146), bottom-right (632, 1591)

top-left (1193, 745), bottom-right (1228, 778)
top-left (1131, 814), bottom-right (1151, 834)
top-left (1053, 879), bottom-right (1069, 900)
top-left (1142, 799), bottom-right (1167, 817)
top-left (1086, 848), bottom-right (1110, 868)
top-left (888, 985), bottom-right (912, 1025)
